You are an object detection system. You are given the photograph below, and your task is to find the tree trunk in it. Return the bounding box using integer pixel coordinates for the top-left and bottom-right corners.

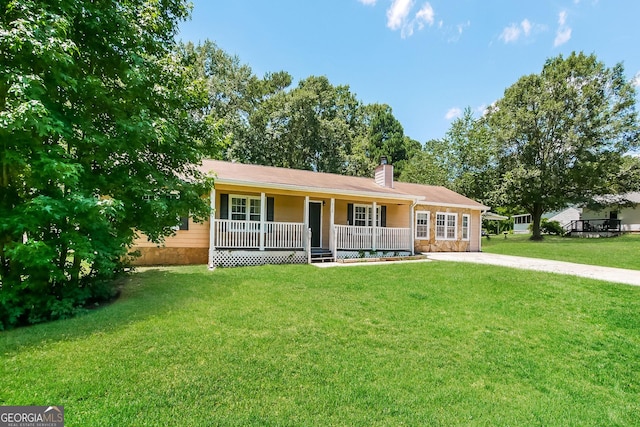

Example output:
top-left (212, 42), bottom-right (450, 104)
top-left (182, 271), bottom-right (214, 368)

top-left (530, 203), bottom-right (544, 241)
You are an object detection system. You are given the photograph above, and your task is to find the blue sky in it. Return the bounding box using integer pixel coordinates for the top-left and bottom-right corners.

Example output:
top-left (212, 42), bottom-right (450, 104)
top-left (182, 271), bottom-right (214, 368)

top-left (178, 0), bottom-right (640, 144)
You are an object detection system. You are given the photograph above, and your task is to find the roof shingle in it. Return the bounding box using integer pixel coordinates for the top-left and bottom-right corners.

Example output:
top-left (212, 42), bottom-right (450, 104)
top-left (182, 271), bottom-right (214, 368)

top-left (200, 160), bottom-right (488, 210)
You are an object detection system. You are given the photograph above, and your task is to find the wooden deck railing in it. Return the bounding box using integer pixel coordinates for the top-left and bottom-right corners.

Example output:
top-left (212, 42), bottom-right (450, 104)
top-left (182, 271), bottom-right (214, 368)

top-left (565, 219), bottom-right (621, 233)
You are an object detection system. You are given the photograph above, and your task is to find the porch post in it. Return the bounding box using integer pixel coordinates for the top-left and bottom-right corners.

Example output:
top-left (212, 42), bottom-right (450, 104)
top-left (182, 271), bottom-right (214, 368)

top-left (372, 201), bottom-right (377, 251)
top-left (208, 187), bottom-right (216, 269)
top-left (259, 192), bottom-right (266, 251)
top-left (410, 202), bottom-right (415, 255)
top-left (329, 198), bottom-right (335, 255)
top-left (303, 196), bottom-right (309, 250)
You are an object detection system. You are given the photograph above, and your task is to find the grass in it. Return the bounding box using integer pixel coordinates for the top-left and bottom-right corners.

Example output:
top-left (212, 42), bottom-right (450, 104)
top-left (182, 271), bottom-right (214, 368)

top-left (482, 232), bottom-right (640, 270)
top-left (2, 263), bottom-right (640, 426)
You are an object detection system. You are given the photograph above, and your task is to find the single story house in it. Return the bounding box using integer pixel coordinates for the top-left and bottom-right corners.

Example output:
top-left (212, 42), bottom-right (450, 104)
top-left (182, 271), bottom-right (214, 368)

top-left (580, 192), bottom-right (640, 233)
top-left (512, 207), bottom-right (582, 234)
top-left (132, 159), bottom-right (490, 267)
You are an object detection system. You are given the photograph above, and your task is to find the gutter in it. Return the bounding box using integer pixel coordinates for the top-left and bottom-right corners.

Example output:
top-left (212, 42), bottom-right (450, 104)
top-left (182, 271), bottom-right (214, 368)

top-left (214, 178), bottom-right (420, 202)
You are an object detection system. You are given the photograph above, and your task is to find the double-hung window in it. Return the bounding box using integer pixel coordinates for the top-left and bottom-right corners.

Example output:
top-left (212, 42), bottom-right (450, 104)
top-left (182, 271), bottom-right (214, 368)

top-left (436, 212), bottom-right (457, 240)
top-left (415, 211), bottom-right (430, 239)
top-left (354, 204), bottom-right (380, 227)
top-left (230, 195), bottom-right (261, 230)
top-left (462, 214), bottom-right (470, 241)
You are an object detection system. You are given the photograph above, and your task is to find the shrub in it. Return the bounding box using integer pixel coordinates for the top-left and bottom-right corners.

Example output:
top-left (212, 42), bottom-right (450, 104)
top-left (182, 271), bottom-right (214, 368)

top-left (541, 219), bottom-right (565, 236)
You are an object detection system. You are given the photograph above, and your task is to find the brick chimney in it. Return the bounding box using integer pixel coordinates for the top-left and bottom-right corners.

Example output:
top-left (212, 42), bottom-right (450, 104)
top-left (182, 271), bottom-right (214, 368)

top-left (375, 156), bottom-right (393, 188)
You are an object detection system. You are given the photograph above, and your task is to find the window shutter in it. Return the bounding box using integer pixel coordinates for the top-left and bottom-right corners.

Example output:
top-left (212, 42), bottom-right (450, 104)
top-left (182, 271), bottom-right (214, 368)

top-left (380, 205), bottom-right (387, 227)
top-left (220, 194), bottom-right (229, 219)
top-left (267, 197), bottom-right (274, 221)
top-left (179, 216), bottom-right (189, 230)
top-left (347, 203), bottom-right (354, 225)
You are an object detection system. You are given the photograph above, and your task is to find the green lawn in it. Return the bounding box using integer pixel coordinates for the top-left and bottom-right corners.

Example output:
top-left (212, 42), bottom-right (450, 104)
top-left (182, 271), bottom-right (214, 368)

top-left (2, 263), bottom-right (640, 426)
top-left (482, 232), bottom-right (640, 270)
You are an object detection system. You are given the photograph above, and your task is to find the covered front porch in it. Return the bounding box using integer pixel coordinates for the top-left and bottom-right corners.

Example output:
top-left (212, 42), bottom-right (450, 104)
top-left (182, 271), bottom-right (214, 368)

top-left (208, 188), bottom-right (414, 267)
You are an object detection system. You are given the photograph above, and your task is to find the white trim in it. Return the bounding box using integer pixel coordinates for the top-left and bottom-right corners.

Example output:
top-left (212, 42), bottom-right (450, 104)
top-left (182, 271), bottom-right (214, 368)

top-left (309, 200), bottom-right (323, 248)
top-left (372, 201), bottom-right (377, 251)
top-left (216, 178), bottom-right (418, 201)
top-left (208, 188), bottom-right (216, 269)
top-left (303, 196), bottom-right (309, 250)
top-left (415, 210), bottom-right (430, 240)
top-left (436, 212), bottom-right (458, 241)
top-left (229, 194), bottom-right (261, 222)
top-left (259, 192), bottom-right (266, 250)
top-left (353, 203), bottom-right (380, 227)
top-left (216, 178), bottom-right (491, 210)
top-left (330, 198), bottom-right (335, 254)
top-left (462, 214), bottom-right (470, 241)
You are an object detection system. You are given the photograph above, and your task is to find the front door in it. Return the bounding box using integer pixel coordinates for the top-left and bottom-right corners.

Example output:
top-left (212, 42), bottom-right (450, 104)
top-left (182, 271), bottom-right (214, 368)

top-left (308, 202), bottom-right (322, 248)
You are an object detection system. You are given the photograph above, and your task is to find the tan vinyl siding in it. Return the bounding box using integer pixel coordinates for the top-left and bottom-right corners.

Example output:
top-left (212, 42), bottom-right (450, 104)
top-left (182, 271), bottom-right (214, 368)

top-left (134, 219), bottom-right (210, 248)
top-left (385, 204), bottom-right (410, 228)
top-left (275, 194), bottom-right (305, 223)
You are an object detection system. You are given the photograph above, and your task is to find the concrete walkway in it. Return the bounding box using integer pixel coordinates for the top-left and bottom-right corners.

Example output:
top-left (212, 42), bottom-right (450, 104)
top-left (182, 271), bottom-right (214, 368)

top-left (425, 252), bottom-right (640, 287)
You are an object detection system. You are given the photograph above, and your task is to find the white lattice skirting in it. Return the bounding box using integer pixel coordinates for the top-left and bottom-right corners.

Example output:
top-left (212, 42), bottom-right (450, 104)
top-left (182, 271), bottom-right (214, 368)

top-left (337, 250), bottom-right (411, 260)
top-left (212, 250), bottom-right (308, 267)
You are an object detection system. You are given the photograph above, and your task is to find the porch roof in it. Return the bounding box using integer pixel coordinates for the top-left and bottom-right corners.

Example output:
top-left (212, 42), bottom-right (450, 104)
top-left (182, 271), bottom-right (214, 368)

top-left (200, 160), bottom-right (489, 210)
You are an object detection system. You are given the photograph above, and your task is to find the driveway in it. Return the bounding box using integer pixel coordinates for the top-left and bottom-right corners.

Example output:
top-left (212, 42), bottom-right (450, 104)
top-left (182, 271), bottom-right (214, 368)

top-left (426, 252), bottom-right (640, 287)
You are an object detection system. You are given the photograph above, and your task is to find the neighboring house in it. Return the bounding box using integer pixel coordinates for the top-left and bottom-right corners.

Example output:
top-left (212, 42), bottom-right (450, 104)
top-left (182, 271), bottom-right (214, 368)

top-left (133, 159), bottom-right (489, 267)
top-left (580, 192), bottom-right (640, 233)
top-left (512, 207), bottom-right (582, 234)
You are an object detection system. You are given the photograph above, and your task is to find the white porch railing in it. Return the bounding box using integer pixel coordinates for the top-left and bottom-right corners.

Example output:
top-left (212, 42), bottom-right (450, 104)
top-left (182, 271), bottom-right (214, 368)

top-left (214, 220), bottom-right (305, 249)
top-left (375, 227), bottom-right (412, 250)
top-left (335, 225), bottom-right (411, 251)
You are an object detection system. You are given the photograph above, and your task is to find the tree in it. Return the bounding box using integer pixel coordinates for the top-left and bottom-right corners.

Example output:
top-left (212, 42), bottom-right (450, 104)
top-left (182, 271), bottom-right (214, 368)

top-left (346, 103), bottom-right (418, 177)
top-left (235, 76), bottom-right (360, 173)
top-left (487, 52), bottom-right (639, 240)
top-left (398, 149), bottom-right (449, 186)
top-left (419, 109), bottom-right (498, 202)
top-left (178, 40), bottom-right (292, 159)
top-left (0, 0), bottom-right (217, 328)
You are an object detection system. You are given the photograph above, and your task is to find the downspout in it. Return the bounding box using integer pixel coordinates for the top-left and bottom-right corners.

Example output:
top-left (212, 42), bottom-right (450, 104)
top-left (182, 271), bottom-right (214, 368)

top-left (479, 209), bottom-right (487, 252)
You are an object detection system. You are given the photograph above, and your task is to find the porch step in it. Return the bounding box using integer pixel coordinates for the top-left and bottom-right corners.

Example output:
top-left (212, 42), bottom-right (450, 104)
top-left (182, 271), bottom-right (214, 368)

top-left (310, 249), bottom-right (335, 263)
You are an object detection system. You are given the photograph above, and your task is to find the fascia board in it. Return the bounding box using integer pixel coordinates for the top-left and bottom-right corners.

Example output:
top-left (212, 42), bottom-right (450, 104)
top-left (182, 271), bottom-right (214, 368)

top-left (215, 178), bottom-right (420, 202)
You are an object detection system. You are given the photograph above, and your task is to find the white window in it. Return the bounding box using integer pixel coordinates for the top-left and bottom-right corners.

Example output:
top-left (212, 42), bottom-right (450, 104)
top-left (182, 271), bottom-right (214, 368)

top-left (462, 214), bottom-right (470, 241)
top-left (415, 211), bottom-right (430, 239)
top-left (514, 214), bottom-right (532, 225)
top-left (249, 198), bottom-right (261, 221)
top-left (354, 204), bottom-right (380, 227)
top-left (436, 212), bottom-right (457, 240)
top-left (231, 195), bottom-right (260, 221)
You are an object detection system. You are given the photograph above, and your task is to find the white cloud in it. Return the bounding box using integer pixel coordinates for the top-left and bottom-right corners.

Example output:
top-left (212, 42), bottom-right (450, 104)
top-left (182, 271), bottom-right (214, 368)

top-left (499, 18), bottom-right (545, 44)
top-left (386, 1), bottom-right (436, 38)
top-left (521, 19), bottom-right (532, 36)
top-left (357, 0), bottom-right (377, 6)
top-left (457, 20), bottom-right (470, 35)
top-left (554, 11), bottom-right (572, 46)
top-left (632, 72), bottom-right (640, 87)
top-left (499, 19), bottom-right (531, 43)
top-left (500, 23), bottom-right (522, 43)
top-left (558, 10), bottom-right (567, 26)
top-left (554, 27), bottom-right (572, 46)
top-left (387, 0), bottom-right (413, 31)
top-left (415, 3), bottom-right (435, 28)
top-left (445, 107), bottom-right (462, 120)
